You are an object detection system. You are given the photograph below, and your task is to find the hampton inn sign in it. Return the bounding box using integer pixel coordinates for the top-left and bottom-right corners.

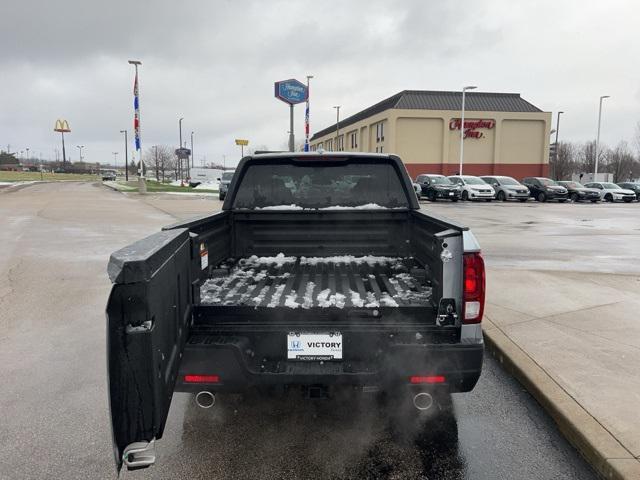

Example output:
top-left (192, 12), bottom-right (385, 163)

top-left (449, 119), bottom-right (496, 139)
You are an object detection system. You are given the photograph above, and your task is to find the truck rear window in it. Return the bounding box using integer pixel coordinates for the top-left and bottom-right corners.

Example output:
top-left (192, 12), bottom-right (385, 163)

top-left (232, 162), bottom-right (410, 209)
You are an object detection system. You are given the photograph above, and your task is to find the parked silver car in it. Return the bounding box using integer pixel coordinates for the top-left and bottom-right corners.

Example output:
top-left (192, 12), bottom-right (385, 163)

top-left (448, 175), bottom-right (495, 201)
top-left (480, 175), bottom-right (530, 202)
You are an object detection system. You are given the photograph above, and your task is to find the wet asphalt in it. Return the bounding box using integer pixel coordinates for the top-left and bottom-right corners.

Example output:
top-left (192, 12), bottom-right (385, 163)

top-left (0, 183), bottom-right (598, 479)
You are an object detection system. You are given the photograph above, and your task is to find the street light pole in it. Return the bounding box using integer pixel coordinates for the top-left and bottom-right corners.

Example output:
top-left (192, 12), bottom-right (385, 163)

top-left (333, 105), bottom-right (341, 151)
top-left (554, 111), bottom-right (563, 153)
top-left (120, 130), bottom-right (128, 181)
top-left (459, 85), bottom-right (477, 175)
top-left (112, 151), bottom-right (118, 169)
top-left (154, 145), bottom-right (159, 181)
top-left (190, 131), bottom-right (194, 170)
top-left (76, 145), bottom-right (84, 162)
top-left (554, 111), bottom-right (563, 178)
top-left (594, 95), bottom-right (610, 178)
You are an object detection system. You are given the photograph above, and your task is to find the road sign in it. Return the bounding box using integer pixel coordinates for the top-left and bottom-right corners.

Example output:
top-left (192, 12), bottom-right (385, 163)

top-left (235, 139), bottom-right (249, 146)
top-left (175, 147), bottom-right (191, 159)
top-left (274, 79), bottom-right (308, 105)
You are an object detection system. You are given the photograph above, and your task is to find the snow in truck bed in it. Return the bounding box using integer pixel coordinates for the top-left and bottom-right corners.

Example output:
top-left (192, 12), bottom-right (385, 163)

top-left (200, 254), bottom-right (432, 309)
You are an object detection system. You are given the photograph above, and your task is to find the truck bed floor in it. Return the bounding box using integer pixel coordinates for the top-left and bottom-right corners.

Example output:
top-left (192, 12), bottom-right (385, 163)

top-left (200, 254), bottom-right (432, 309)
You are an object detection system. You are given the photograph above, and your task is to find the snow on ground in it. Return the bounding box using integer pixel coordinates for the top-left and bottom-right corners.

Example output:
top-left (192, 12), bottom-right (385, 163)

top-left (193, 181), bottom-right (219, 191)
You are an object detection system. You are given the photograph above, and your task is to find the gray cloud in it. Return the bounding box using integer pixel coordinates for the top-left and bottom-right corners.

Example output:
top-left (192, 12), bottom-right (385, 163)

top-left (1, 0), bottom-right (639, 165)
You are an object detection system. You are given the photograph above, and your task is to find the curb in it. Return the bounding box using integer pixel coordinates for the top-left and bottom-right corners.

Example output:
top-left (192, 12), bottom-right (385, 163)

top-left (101, 181), bottom-right (137, 192)
top-left (484, 325), bottom-right (640, 480)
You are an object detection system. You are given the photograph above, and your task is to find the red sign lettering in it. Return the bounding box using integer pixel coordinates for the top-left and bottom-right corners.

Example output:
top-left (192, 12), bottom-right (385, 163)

top-left (449, 119), bottom-right (495, 139)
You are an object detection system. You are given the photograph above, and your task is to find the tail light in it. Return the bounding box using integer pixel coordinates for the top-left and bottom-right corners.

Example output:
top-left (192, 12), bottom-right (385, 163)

top-left (463, 252), bottom-right (485, 323)
top-left (184, 374), bottom-right (220, 384)
top-left (410, 375), bottom-right (446, 384)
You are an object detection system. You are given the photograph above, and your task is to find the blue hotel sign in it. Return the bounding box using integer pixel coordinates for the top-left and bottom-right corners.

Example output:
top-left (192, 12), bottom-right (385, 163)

top-left (274, 79), bottom-right (308, 105)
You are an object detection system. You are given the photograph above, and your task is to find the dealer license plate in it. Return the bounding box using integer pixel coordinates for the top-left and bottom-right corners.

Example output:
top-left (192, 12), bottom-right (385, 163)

top-left (287, 332), bottom-right (343, 360)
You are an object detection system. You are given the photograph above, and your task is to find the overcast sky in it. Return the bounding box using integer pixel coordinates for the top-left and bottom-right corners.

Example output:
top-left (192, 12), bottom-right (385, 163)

top-left (2, 0), bottom-right (639, 167)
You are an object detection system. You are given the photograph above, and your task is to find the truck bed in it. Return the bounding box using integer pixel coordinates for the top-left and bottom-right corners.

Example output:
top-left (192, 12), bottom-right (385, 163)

top-left (199, 254), bottom-right (432, 309)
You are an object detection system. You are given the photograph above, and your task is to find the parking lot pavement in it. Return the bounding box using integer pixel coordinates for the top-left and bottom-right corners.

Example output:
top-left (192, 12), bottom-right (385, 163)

top-left (0, 183), bottom-right (596, 479)
top-left (422, 199), bottom-right (640, 477)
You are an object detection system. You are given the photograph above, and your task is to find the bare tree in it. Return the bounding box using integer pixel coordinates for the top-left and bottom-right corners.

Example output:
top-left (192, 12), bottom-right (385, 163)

top-left (143, 145), bottom-right (176, 182)
top-left (606, 141), bottom-right (636, 182)
top-left (633, 121), bottom-right (640, 157)
top-left (576, 141), bottom-right (598, 174)
top-left (550, 141), bottom-right (577, 180)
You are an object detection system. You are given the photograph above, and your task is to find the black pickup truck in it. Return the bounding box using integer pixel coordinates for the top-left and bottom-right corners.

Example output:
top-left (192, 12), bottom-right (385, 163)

top-left (106, 152), bottom-right (485, 471)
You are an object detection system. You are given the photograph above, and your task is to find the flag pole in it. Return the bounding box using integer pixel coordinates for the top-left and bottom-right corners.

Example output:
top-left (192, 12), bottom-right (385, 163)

top-left (129, 60), bottom-right (146, 193)
top-left (304, 75), bottom-right (313, 151)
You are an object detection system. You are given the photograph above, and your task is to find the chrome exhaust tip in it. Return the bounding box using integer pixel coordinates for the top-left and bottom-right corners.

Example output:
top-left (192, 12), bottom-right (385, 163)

top-left (195, 391), bottom-right (216, 409)
top-left (413, 392), bottom-right (433, 411)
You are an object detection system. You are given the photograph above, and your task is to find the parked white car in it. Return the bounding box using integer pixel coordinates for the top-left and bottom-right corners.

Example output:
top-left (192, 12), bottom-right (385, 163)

top-left (583, 182), bottom-right (635, 203)
top-left (448, 175), bottom-right (496, 201)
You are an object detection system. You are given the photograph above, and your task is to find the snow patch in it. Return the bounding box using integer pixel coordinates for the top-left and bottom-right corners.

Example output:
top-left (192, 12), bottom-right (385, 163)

top-left (255, 204), bottom-right (304, 210)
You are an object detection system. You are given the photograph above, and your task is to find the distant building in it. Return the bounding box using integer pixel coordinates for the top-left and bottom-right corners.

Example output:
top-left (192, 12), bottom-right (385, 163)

top-left (310, 90), bottom-right (552, 179)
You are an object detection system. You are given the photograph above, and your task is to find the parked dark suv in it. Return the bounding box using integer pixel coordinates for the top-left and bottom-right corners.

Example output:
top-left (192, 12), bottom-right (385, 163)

top-left (415, 174), bottom-right (461, 201)
top-left (617, 182), bottom-right (640, 201)
top-left (521, 177), bottom-right (569, 202)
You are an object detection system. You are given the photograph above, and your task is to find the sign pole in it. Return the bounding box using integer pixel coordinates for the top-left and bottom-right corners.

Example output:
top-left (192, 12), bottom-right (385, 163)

top-left (61, 131), bottom-right (67, 167)
top-left (289, 104), bottom-right (294, 152)
top-left (54, 119), bottom-right (71, 170)
top-left (274, 79), bottom-right (307, 153)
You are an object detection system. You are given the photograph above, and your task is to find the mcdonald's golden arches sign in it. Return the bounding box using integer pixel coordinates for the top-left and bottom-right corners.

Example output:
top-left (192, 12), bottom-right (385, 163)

top-left (54, 119), bottom-right (71, 133)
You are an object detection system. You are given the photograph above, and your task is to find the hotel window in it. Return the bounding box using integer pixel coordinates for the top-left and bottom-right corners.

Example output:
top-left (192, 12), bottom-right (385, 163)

top-left (375, 122), bottom-right (385, 142)
top-left (350, 132), bottom-right (357, 149)
top-left (326, 139), bottom-right (333, 151)
top-left (337, 135), bottom-right (344, 151)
